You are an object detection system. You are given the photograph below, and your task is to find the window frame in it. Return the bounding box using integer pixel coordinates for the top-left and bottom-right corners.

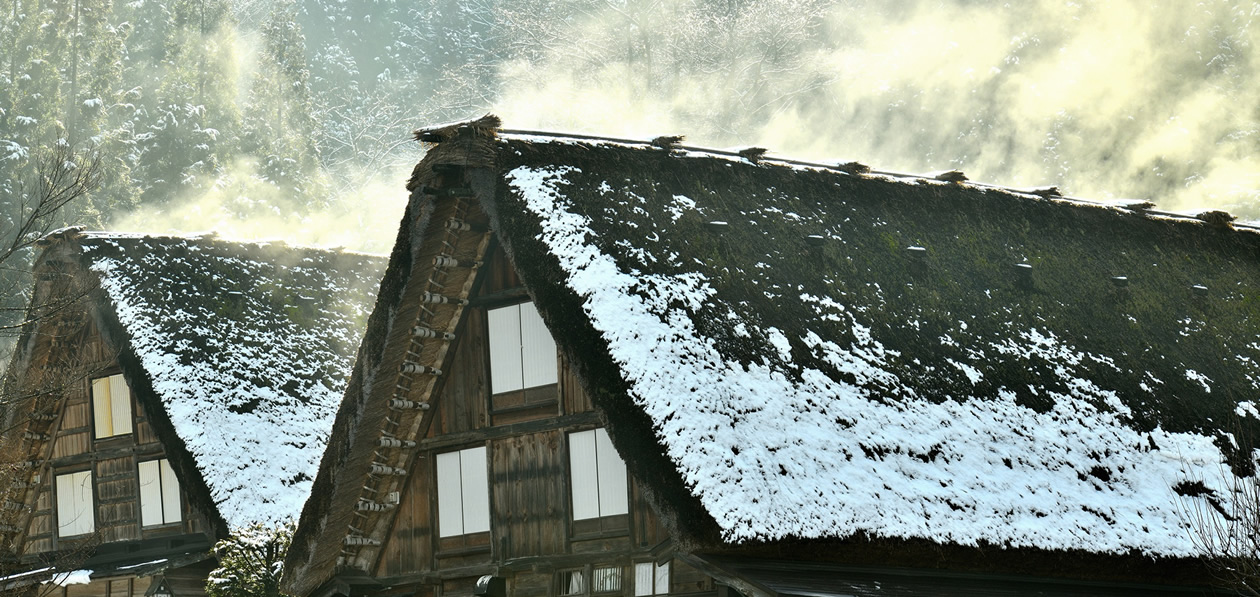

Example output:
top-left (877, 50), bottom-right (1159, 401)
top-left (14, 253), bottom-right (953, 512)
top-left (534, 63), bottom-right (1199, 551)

top-left (435, 445), bottom-right (491, 538)
top-left (558, 565), bottom-right (626, 596)
top-left (137, 458), bottom-right (182, 527)
top-left (568, 428), bottom-right (629, 522)
top-left (487, 301), bottom-right (559, 395)
top-left (54, 469), bottom-right (95, 538)
top-left (90, 373), bottom-right (133, 440)
top-left (633, 561), bottom-right (671, 596)
top-left (592, 565), bottom-right (625, 594)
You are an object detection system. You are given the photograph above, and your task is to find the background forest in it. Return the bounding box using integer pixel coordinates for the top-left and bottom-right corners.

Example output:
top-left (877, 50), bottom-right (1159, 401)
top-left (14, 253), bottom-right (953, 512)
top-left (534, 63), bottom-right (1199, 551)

top-left (2, 0), bottom-right (1259, 257)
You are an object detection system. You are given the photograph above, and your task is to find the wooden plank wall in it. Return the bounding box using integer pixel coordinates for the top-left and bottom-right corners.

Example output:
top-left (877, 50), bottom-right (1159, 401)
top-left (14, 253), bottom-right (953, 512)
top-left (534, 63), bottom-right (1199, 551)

top-left (375, 453), bottom-right (435, 576)
top-left (491, 430), bottom-right (566, 560)
top-left (429, 306), bottom-right (490, 437)
top-left (96, 455), bottom-right (140, 543)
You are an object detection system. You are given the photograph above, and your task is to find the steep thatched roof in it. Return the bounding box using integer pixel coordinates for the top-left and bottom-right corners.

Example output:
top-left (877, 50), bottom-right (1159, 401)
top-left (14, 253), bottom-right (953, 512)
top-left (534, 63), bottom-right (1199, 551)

top-left (23, 230), bottom-right (386, 529)
top-left (488, 133), bottom-right (1260, 555)
top-left (286, 119), bottom-right (1260, 592)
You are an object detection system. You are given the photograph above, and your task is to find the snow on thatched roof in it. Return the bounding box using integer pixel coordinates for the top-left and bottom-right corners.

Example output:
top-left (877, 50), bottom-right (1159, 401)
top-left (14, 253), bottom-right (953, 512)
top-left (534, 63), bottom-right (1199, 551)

top-left (491, 132), bottom-right (1260, 554)
top-left (74, 232), bottom-right (386, 527)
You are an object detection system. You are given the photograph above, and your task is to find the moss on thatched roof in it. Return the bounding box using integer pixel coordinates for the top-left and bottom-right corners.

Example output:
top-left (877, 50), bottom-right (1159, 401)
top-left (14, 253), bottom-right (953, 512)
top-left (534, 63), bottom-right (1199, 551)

top-left (489, 133), bottom-right (1260, 555)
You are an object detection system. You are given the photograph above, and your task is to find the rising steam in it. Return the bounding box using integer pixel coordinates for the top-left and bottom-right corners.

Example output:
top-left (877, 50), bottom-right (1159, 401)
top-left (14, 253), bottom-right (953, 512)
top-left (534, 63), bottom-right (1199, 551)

top-left (496, 0), bottom-right (1260, 217)
top-left (119, 0), bottom-right (1260, 250)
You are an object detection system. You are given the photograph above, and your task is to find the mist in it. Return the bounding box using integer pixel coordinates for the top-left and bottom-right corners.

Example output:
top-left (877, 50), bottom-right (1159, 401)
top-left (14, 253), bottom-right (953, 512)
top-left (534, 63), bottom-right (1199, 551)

top-left (9, 0), bottom-right (1254, 255)
top-left (494, 0), bottom-right (1260, 217)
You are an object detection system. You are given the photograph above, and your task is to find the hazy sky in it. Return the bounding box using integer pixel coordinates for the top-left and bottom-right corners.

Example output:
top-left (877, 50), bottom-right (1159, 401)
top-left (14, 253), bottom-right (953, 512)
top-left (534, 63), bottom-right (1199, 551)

top-left (118, 0), bottom-right (1260, 250)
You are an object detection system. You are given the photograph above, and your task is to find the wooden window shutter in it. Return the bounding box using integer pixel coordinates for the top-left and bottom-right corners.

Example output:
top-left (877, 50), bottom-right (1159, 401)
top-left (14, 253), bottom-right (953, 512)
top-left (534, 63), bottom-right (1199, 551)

top-left (488, 305), bottom-right (524, 393)
top-left (489, 302), bottom-right (558, 394)
top-left (139, 459), bottom-right (181, 526)
top-left (91, 374), bottom-right (133, 438)
top-left (55, 470), bottom-right (94, 536)
top-left (569, 430), bottom-right (601, 520)
top-left (160, 459), bottom-right (180, 523)
top-left (436, 447), bottom-right (490, 537)
top-left (109, 375), bottom-right (133, 435)
top-left (634, 561), bottom-right (670, 596)
top-left (91, 377), bottom-right (112, 438)
top-left (460, 446), bottom-right (490, 533)
top-left (571, 429), bottom-right (629, 520)
top-left (595, 429), bottom-right (628, 516)
top-left (634, 564), bottom-right (654, 596)
top-left (138, 460), bottom-right (163, 526)
top-left (436, 451), bottom-right (464, 536)
top-left (520, 303), bottom-right (558, 388)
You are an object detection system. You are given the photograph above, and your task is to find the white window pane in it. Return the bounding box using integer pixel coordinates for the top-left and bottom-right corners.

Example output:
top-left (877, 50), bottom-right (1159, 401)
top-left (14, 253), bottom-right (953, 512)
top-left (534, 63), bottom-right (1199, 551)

top-left (460, 446), bottom-right (490, 534)
top-left (91, 377), bottom-right (112, 438)
top-left (569, 430), bottom-right (601, 520)
top-left (654, 562), bottom-right (670, 595)
top-left (436, 451), bottom-right (464, 537)
top-left (488, 306), bottom-right (524, 393)
top-left (138, 460), bottom-right (163, 526)
top-left (595, 429), bottom-right (629, 516)
top-left (520, 303), bottom-right (558, 389)
top-left (108, 375), bottom-right (132, 435)
top-left (635, 563), bottom-right (654, 596)
top-left (56, 471), bottom-right (93, 536)
top-left (593, 567), bottom-right (622, 593)
top-left (71, 471), bottom-right (93, 536)
top-left (160, 459), bottom-right (181, 524)
top-left (55, 474), bottom-right (76, 536)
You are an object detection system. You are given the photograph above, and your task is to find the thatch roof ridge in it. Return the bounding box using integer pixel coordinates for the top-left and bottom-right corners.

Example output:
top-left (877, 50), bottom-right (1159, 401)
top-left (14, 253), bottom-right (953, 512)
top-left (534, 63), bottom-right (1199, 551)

top-left (75, 229), bottom-right (386, 258)
top-left (497, 130), bottom-right (1259, 233)
top-left (414, 113), bottom-right (502, 143)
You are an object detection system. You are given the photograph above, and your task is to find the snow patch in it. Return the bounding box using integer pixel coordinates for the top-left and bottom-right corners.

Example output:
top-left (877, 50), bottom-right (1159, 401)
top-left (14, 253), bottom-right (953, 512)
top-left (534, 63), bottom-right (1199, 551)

top-left (1186, 369), bottom-right (1212, 393)
top-left (51, 570), bottom-right (92, 586)
top-left (948, 359), bottom-right (983, 384)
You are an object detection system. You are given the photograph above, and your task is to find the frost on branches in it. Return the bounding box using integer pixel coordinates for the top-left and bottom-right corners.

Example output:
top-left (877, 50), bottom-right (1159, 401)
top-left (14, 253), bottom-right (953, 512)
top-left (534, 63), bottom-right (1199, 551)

top-left (207, 521), bottom-right (295, 597)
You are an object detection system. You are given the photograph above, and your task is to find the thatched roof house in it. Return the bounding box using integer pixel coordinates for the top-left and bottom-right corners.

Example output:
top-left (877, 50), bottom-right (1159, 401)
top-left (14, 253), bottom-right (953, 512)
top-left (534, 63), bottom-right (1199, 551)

top-left (285, 116), bottom-right (1258, 596)
top-left (2, 230), bottom-right (385, 594)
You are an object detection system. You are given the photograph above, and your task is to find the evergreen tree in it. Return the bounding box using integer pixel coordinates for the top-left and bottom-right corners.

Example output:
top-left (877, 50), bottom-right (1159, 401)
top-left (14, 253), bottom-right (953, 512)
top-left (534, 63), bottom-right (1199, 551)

top-left (120, 0), bottom-right (240, 207)
top-left (238, 0), bottom-right (324, 202)
top-left (205, 521), bottom-right (294, 597)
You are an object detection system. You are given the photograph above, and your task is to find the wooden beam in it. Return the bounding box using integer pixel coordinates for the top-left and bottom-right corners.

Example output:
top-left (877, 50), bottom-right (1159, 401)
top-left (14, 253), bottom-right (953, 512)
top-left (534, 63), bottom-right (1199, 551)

top-left (468, 286), bottom-right (530, 307)
top-left (418, 411), bottom-right (601, 452)
top-left (674, 553), bottom-right (777, 597)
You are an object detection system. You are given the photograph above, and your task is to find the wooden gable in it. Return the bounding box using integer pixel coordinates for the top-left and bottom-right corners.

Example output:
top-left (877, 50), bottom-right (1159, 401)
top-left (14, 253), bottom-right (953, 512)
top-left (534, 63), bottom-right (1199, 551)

top-left (285, 134), bottom-right (714, 595)
top-left (364, 244), bottom-right (707, 596)
top-left (19, 315), bottom-right (214, 554)
top-left (1, 240), bottom-right (217, 595)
